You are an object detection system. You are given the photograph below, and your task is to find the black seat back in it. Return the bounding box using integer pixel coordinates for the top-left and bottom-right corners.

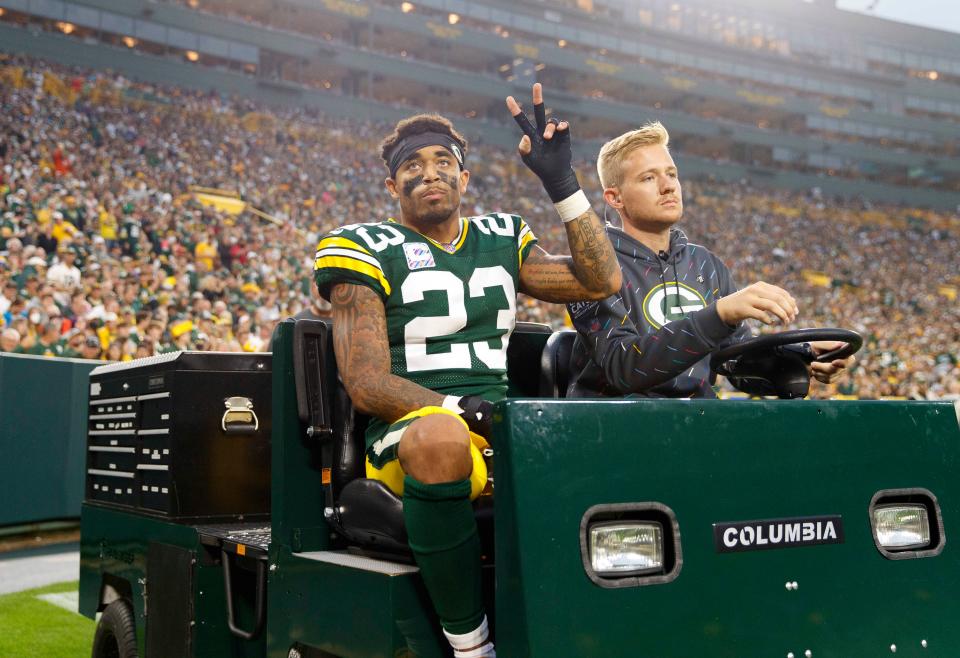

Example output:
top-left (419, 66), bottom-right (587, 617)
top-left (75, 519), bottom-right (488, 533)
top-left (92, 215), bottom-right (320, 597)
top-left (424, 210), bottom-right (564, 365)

top-left (292, 319), bottom-right (369, 509)
top-left (293, 319), bottom-right (333, 439)
top-left (539, 330), bottom-right (577, 398)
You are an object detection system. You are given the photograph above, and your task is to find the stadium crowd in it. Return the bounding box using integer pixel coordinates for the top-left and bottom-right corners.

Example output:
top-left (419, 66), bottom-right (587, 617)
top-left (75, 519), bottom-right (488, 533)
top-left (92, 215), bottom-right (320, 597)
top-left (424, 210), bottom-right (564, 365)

top-left (1, 57), bottom-right (957, 399)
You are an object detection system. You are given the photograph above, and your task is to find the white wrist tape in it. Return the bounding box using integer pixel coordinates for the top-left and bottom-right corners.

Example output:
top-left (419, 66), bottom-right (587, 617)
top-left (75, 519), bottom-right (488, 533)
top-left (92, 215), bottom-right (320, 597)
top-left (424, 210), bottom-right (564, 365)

top-left (553, 189), bottom-right (591, 223)
top-left (442, 395), bottom-right (463, 414)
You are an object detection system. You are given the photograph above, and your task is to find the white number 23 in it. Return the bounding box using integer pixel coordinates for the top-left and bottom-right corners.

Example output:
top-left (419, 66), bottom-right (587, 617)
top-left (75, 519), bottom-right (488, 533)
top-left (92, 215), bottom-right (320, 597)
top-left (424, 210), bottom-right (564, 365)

top-left (402, 267), bottom-right (515, 372)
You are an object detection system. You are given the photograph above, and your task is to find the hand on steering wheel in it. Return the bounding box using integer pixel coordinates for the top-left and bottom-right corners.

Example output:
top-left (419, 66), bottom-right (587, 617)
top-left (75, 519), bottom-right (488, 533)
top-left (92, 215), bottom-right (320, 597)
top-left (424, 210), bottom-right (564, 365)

top-left (809, 341), bottom-right (856, 384)
top-left (715, 281), bottom-right (798, 327)
top-left (710, 328), bottom-right (862, 399)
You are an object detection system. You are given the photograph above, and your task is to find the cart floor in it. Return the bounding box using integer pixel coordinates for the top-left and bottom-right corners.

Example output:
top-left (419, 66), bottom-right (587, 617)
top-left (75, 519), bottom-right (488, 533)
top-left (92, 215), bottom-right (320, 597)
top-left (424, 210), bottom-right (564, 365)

top-left (197, 522), bottom-right (271, 558)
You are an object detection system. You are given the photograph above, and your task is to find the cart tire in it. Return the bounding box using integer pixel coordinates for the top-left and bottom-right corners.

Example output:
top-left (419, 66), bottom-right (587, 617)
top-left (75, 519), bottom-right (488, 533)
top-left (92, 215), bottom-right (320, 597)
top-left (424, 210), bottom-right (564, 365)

top-left (91, 599), bottom-right (138, 658)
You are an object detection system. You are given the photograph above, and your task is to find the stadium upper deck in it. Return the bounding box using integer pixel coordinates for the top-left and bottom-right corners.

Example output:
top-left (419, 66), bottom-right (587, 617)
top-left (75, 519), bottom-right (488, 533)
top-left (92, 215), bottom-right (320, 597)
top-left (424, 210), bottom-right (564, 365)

top-left (1, 0), bottom-right (959, 206)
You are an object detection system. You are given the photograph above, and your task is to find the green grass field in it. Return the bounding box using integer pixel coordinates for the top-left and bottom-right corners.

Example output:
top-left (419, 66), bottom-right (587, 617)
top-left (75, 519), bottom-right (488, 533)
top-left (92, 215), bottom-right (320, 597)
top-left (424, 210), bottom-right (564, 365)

top-left (0, 581), bottom-right (94, 657)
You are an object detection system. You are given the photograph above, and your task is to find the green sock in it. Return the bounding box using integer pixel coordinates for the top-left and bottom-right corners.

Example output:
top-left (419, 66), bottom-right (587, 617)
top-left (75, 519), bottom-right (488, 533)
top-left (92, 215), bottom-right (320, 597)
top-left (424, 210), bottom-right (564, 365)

top-left (403, 475), bottom-right (485, 636)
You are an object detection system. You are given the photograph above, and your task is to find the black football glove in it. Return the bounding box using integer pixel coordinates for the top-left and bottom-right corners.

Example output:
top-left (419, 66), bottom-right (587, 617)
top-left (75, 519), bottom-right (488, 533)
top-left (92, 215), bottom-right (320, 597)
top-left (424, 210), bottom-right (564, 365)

top-left (511, 101), bottom-right (581, 203)
top-left (456, 395), bottom-right (494, 440)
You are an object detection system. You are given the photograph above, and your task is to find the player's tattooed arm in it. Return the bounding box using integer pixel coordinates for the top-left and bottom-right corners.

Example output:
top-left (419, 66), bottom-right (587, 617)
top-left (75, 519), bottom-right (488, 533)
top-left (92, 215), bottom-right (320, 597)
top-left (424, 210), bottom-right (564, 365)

top-left (331, 283), bottom-right (444, 421)
top-left (519, 209), bottom-right (621, 303)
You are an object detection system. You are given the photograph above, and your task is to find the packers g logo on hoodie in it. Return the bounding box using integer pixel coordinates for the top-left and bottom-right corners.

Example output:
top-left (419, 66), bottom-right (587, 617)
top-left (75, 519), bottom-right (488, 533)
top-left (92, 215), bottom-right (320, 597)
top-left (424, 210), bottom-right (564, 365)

top-left (641, 282), bottom-right (707, 329)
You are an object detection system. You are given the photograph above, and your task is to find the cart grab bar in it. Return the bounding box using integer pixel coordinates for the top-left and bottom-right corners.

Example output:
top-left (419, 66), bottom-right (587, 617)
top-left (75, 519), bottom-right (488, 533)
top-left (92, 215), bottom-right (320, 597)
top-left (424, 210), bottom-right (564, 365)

top-left (221, 548), bottom-right (267, 641)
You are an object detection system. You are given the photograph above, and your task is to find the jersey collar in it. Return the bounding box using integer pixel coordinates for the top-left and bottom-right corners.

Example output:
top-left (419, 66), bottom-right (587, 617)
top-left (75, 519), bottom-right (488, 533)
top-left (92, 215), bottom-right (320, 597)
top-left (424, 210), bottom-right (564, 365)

top-left (424, 218), bottom-right (469, 254)
top-left (389, 217), bottom-right (470, 254)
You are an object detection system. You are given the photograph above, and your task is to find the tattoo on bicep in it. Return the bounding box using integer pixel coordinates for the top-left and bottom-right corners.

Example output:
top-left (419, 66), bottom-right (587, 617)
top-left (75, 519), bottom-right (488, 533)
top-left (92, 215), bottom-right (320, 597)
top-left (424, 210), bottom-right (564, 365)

top-left (331, 283), bottom-right (359, 370)
top-left (333, 284), bottom-right (388, 385)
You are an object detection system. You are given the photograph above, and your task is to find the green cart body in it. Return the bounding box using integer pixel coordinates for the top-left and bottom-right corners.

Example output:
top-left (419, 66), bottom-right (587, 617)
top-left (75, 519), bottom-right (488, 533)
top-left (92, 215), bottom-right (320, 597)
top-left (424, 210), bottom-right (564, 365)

top-left (79, 320), bottom-right (960, 657)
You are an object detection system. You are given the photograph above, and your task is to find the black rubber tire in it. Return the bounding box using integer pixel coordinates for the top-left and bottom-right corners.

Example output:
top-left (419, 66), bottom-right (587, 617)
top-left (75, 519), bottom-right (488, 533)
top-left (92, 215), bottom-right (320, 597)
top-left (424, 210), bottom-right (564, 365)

top-left (91, 599), bottom-right (139, 658)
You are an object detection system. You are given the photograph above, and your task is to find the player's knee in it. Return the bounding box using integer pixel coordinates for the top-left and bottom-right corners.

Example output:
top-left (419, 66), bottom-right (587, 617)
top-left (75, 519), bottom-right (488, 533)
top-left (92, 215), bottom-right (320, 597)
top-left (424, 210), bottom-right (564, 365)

top-left (399, 414), bottom-right (472, 484)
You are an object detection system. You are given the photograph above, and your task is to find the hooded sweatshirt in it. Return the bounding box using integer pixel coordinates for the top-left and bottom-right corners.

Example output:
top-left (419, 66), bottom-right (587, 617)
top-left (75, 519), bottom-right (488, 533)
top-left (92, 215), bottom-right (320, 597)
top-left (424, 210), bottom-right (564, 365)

top-left (566, 225), bottom-right (751, 398)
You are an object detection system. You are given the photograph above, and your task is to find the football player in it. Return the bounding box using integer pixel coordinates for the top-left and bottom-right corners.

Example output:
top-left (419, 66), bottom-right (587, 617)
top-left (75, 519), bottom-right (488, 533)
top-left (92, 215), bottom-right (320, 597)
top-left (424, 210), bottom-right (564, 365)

top-left (313, 83), bottom-right (621, 658)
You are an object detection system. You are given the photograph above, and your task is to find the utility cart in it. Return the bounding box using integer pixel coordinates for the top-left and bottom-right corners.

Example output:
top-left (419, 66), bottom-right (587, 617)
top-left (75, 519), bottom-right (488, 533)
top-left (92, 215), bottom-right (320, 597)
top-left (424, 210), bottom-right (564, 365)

top-left (79, 319), bottom-right (960, 657)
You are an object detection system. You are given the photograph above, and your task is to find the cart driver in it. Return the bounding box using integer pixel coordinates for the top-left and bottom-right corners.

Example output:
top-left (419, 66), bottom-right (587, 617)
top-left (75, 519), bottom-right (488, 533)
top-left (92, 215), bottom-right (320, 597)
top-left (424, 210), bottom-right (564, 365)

top-left (566, 122), bottom-right (854, 398)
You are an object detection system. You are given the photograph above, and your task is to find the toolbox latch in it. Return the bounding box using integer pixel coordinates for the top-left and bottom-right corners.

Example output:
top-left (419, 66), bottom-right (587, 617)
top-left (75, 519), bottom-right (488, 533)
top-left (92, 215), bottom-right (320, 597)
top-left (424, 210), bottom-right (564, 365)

top-left (222, 396), bottom-right (259, 434)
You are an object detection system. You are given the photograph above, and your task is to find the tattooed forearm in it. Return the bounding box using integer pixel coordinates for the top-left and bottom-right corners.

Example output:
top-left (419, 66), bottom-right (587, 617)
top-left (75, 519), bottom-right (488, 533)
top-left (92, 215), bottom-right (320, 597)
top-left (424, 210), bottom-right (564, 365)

top-left (331, 283), bottom-right (444, 421)
top-left (566, 210), bottom-right (619, 290)
top-left (519, 209), bottom-right (621, 302)
top-left (518, 258), bottom-right (584, 302)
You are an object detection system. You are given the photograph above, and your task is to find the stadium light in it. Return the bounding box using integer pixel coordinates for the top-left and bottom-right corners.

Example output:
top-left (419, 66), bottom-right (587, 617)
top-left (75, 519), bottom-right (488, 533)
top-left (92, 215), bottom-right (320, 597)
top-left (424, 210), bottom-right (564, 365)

top-left (185, 50), bottom-right (200, 62)
top-left (0, 8), bottom-right (5, 17)
top-left (56, 21), bottom-right (76, 35)
top-left (122, 36), bottom-right (138, 48)
top-left (558, 39), bottom-right (567, 47)
top-left (401, 2), bottom-right (414, 13)
top-left (928, 71), bottom-right (939, 81)
top-left (448, 12), bottom-right (460, 25)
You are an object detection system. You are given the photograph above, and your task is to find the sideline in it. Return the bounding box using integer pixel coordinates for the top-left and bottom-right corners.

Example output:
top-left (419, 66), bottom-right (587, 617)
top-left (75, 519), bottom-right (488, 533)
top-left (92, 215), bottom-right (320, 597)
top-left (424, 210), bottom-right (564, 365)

top-left (0, 543), bottom-right (79, 595)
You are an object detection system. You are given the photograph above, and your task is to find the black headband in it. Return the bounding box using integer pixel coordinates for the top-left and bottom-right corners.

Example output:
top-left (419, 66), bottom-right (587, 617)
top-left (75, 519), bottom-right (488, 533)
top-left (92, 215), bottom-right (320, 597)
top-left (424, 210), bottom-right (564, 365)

top-left (387, 131), bottom-right (465, 178)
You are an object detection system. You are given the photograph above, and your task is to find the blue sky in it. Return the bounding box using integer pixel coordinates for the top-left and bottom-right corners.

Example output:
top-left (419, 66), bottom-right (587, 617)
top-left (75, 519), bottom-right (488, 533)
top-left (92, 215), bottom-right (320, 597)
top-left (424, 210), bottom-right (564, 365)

top-left (836, 0), bottom-right (960, 35)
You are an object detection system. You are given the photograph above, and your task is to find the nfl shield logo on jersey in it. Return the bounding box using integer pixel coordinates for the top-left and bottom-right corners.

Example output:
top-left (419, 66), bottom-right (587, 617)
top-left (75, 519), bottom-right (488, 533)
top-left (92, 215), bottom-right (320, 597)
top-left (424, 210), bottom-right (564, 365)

top-left (403, 242), bottom-right (436, 270)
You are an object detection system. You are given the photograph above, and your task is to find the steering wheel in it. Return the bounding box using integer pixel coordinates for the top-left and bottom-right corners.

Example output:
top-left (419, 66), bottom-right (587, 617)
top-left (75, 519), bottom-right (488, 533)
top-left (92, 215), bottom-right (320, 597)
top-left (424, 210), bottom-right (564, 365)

top-left (709, 328), bottom-right (863, 399)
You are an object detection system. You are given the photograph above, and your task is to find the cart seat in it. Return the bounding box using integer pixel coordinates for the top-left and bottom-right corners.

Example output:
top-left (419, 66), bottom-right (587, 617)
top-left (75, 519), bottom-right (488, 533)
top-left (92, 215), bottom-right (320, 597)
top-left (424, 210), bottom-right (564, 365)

top-left (539, 330), bottom-right (577, 398)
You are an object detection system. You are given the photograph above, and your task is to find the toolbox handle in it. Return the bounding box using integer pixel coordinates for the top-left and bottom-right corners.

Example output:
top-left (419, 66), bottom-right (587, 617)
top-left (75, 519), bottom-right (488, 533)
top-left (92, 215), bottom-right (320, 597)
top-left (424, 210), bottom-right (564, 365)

top-left (221, 548), bottom-right (267, 641)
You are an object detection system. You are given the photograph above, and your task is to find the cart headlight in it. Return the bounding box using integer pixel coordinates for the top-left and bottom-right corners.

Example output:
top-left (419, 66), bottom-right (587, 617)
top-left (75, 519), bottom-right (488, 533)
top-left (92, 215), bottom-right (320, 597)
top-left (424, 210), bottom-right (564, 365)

top-left (874, 504), bottom-right (930, 550)
top-left (589, 522), bottom-right (663, 576)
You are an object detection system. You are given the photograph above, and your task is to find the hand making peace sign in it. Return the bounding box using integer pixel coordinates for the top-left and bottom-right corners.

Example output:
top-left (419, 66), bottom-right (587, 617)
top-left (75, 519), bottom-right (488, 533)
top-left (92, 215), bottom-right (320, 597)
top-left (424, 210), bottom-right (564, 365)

top-left (505, 83), bottom-right (581, 203)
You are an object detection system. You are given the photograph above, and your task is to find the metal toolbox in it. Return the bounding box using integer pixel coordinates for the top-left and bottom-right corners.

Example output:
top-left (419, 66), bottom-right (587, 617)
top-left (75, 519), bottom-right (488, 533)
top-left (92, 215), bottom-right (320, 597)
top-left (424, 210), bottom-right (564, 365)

top-left (85, 351), bottom-right (272, 521)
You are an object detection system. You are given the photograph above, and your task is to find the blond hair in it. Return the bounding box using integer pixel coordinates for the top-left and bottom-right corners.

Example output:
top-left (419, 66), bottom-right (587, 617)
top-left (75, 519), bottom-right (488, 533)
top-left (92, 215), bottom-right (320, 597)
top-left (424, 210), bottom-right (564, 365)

top-left (596, 122), bottom-right (670, 189)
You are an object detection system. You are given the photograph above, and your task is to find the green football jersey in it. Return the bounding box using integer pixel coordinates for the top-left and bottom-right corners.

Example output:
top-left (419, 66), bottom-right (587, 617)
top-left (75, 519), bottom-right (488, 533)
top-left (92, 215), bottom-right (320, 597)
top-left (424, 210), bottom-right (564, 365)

top-left (314, 213), bottom-right (538, 399)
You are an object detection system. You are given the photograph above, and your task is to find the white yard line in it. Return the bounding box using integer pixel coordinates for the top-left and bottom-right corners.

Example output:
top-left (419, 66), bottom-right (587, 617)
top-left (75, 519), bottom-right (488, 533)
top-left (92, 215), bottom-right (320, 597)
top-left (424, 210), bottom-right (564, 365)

top-left (36, 591), bottom-right (80, 614)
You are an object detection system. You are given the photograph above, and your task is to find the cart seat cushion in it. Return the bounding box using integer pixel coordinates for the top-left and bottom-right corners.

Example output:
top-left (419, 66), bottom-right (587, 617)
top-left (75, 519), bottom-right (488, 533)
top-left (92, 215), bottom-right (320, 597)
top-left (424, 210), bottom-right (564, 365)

top-left (337, 478), bottom-right (410, 554)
